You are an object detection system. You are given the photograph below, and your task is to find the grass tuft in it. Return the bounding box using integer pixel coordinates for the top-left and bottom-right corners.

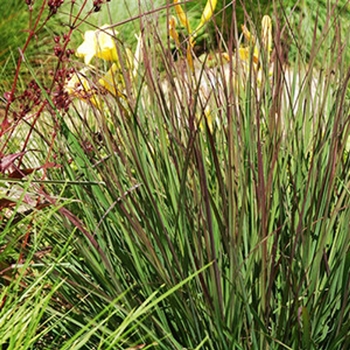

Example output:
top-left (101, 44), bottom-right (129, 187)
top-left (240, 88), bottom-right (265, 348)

top-left (1, 0), bottom-right (349, 348)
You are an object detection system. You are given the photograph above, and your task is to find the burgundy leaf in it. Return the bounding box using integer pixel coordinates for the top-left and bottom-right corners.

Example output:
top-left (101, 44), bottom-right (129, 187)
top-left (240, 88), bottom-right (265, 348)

top-left (0, 152), bottom-right (26, 173)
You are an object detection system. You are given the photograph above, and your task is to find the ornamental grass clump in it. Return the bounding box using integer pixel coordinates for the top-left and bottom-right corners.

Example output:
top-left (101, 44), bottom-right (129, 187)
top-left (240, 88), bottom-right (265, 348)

top-left (1, 0), bottom-right (349, 349)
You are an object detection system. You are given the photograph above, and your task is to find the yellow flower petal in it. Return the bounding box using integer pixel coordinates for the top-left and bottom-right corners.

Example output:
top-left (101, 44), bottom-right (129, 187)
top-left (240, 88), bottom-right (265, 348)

top-left (261, 15), bottom-right (272, 59)
top-left (95, 27), bottom-right (119, 62)
top-left (98, 63), bottom-right (119, 96)
top-left (98, 63), bottom-right (129, 100)
top-left (196, 0), bottom-right (217, 32)
top-left (76, 30), bottom-right (97, 64)
top-left (204, 105), bottom-right (214, 134)
top-left (241, 24), bottom-right (255, 44)
top-left (174, 0), bottom-right (191, 33)
top-left (76, 25), bottom-right (119, 64)
top-left (238, 47), bottom-right (250, 61)
top-left (169, 15), bottom-right (181, 47)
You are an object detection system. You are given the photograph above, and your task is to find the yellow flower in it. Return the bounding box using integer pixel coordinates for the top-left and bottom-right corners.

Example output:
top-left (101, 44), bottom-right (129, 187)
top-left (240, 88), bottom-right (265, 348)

top-left (196, 0), bottom-right (217, 32)
top-left (203, 105), bottom-right (214, 134)
top-left (240, 15), bottom-right (272, 66)
top-left (76, 25), bottom-right (119, 65)
top-left (241, 24), bottom-right (259, 65)
top-left (98, 63), bottom-right (118, 95)
top-left (65, 68), bottom-right (101, 107)
top-left (98, 62), bottom-right (127, 99)
top-left (174, 0), bottom-right (192, 34)
top-left (261, 15), bottom-right (272, 62)
top-left (169, 15), bottom-right (181, 48)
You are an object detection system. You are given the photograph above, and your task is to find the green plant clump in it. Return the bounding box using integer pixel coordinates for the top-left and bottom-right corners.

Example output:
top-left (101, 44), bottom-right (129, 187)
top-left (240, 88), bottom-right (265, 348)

top-left (0, 0), bottom-right (349, 349)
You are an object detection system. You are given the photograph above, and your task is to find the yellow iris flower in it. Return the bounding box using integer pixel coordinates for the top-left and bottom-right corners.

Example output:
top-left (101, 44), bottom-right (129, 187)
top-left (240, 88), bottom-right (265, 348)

top-left (76, 25), bottom-right (119, 65)
top-left (69, 24), bottom-right (138, 106)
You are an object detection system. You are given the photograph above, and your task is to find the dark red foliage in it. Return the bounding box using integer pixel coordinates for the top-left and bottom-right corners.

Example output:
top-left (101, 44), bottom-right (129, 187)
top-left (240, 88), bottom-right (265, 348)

top-left (48, 0), bottom-right (64, 15)
top-left (11, 80), bottom-right (43, 120)
top-left (0, 152), bottom-right (27, 173)
top-left (93, 0), bottom-right (108, 12)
